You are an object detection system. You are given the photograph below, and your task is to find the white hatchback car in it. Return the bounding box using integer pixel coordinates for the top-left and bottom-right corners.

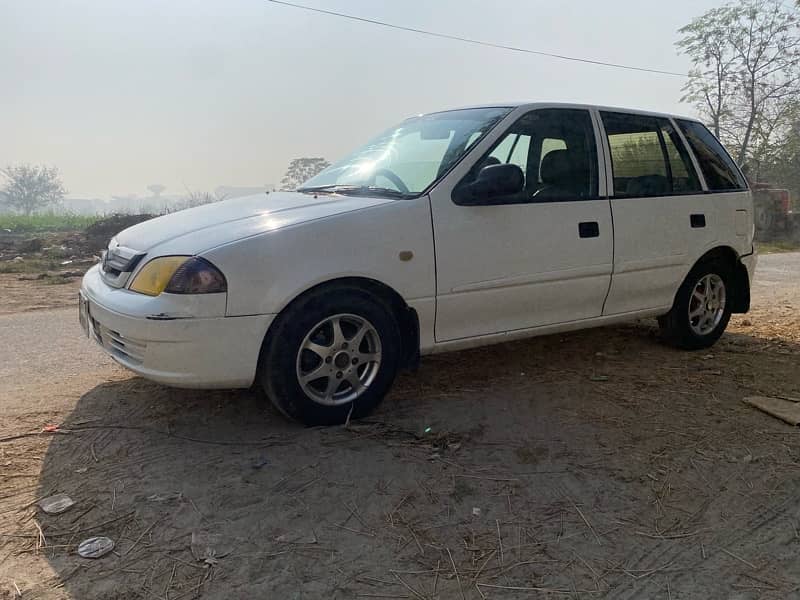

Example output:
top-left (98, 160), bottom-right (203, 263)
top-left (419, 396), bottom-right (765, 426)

top-left (80, 103), bottom-right (756, 425)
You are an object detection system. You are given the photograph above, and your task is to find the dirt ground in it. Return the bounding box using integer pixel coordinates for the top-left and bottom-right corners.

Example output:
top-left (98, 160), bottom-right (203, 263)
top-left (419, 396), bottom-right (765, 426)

top-left (0, 275), bottom-right (82, 315)
top-left (0, 215), bottom-right (154, 315)
top-left (1, 255), bottom-right (800, 599)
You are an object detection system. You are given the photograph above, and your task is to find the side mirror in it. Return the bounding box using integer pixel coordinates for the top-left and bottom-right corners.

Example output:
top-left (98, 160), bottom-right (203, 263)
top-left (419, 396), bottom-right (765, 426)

top-left (454, 163), bottom-right (525, 205)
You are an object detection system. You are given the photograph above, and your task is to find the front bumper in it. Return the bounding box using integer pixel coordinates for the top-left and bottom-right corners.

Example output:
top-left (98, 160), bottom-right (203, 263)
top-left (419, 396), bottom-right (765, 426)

top-left (80, 265), bottom-right (274, 388)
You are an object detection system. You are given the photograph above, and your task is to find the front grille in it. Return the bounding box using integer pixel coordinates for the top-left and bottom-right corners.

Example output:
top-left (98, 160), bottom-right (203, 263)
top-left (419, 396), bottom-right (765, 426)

top-left (91, 317), bottom-right (147, 365)
top-left (100, 240), bottom-right (145, 288)
top-left (102, 250), bottom-right (143, 275)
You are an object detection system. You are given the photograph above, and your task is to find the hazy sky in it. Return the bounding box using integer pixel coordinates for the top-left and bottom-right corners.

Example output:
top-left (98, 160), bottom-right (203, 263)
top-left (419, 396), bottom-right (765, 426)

top-left (1, 0), bottom-right (724, 198)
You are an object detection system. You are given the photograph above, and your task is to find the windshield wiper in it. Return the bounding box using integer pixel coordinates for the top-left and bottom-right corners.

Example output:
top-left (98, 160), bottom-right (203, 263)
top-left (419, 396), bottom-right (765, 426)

top-left (296, 185), bottom-right (341, 194)
top-left (297, 185), bottom-right (413, 199)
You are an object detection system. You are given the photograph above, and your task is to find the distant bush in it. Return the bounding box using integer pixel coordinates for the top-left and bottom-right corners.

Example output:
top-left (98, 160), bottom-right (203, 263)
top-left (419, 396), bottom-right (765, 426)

top-left (167, 190), bottom-right (227, 212)
top-left (0, 212), bottom-right (101, 233)
top-left (84, 213), bottom-right (155, 249)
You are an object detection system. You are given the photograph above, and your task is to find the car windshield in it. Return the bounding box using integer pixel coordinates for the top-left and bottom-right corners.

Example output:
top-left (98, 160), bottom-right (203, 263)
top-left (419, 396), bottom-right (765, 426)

top-left (299, 107), bottom-right (512, 196)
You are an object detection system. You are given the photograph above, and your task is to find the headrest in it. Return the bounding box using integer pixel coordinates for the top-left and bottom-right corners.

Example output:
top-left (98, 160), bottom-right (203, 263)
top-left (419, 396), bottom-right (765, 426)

top-left (540, 150), bottom-right (575, 184)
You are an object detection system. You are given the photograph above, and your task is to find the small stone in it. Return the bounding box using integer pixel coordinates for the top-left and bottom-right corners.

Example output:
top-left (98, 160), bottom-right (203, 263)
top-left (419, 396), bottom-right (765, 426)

top-left (191, 532), bottom-right (233, 563)
top-left (39, 493), bottom-right (75, 515)
top-left (78, 536), bottom-right (114, 558)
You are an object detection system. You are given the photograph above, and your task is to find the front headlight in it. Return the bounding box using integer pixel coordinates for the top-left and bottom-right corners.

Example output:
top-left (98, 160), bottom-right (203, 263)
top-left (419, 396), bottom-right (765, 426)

top-left (128, 256), bottom-right (227, 296)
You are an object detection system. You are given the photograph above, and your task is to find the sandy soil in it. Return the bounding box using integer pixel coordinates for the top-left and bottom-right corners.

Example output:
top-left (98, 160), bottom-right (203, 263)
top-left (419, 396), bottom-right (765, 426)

top-left (0, 274), bottom-right (82, 315)
top-left (1, 256), bottom-right (799, 599)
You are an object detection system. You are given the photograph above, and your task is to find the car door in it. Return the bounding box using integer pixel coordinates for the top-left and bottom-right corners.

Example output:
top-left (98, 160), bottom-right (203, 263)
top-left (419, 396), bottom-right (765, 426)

top-left (599, 111), bottom-right (720, 315)
top-left (429, 107), bottom-right (614, 342)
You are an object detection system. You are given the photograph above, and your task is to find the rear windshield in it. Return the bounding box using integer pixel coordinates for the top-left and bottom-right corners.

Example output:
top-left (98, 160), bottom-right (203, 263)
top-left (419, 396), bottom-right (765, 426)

top-left (676, 120), bottom-right (747, 192)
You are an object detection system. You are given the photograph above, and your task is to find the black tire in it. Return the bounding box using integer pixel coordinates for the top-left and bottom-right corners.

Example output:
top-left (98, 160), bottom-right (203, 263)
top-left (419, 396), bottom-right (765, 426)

top-left (259, 286), bottom-right (401, 426)
top-left (659, 258), bottom-right (733, 350)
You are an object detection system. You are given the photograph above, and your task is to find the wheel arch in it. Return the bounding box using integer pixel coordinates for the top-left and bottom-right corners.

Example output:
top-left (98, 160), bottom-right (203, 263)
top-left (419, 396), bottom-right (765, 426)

top-left (258, 276), bottom-right (420, 374)
top-left (678, 246), bottom-right (750, 314)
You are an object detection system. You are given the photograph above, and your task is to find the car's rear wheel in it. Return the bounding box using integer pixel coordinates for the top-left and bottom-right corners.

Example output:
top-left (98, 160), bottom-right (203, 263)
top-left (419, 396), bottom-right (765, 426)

top-left (260, 287), bottom-right (401, 425)
top-left (659, 259), bottom-right (732, 350)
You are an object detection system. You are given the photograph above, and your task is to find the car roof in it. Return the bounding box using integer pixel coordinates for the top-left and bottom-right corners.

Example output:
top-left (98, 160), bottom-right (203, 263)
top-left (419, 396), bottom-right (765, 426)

top-left (425, 102), bottom-right (702, 124)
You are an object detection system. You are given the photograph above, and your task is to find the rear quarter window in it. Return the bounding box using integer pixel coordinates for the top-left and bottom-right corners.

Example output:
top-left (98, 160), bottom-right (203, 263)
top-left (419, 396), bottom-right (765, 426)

top-left (676, 120), bottom-right (747, 192)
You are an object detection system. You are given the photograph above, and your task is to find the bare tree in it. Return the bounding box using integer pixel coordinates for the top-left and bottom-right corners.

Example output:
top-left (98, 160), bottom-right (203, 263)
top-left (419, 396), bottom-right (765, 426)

top-left (147, 184), bottom-right (166, 198)
top-left (0, 164), bottom-right (66, 215)
top-left (280, 157), bottom-right (330, 190)
top-left (676, 7), bottom-right (738, 138)
top-left (677, 0), bottom-right (800, 165)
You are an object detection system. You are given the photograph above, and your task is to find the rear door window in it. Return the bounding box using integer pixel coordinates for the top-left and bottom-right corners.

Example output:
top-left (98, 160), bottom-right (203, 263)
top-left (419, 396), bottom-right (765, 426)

top-left (601, 112), bottom-right (701, 197)
top-left (676, 120), bottom-right (747, 191)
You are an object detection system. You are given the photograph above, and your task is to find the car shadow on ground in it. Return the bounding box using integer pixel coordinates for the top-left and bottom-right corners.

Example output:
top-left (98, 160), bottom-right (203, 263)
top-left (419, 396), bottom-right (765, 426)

top-left (25, 324), bottom-right (800, 599)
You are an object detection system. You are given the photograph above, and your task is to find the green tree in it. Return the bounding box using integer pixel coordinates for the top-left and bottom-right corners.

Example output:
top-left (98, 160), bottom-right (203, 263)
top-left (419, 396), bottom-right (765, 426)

top-left (280, 157), bottom-right (330, 190)
top-left (676, 0), bottom-right (800, 166)
top-left (0, 164), bottom-right (66, 215)
top-left (760, 115), bottom-right (800, 189)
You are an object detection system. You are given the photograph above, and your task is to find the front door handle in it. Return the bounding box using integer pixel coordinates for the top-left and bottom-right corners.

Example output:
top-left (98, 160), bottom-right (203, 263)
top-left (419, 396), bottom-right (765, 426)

top-left (578, 221), bottom-right (599, 238)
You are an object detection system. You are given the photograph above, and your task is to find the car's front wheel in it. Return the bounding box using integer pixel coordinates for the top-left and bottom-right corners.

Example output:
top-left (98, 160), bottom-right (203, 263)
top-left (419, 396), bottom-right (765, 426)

top-left (659, 259), bottom-right (732, 350)
top-left (260, 287), bottom-right (401, 425)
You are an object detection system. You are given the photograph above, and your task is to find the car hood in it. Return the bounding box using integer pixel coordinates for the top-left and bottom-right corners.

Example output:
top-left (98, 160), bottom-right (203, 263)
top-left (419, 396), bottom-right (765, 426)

top-left (114, 191), bottom-right (395, 254)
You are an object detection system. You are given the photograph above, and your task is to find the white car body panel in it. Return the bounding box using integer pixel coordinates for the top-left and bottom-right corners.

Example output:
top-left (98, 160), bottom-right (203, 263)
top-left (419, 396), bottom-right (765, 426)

top-left (428, 104), bottom-right (614, 341)
top-left (429, 306), bottom-right (666, 354)
top-left (81, 265), bottom-right (273, 388)
top-left (430, 197), bottom-right (614, 341)
top-left (603, 192), bottom-right (717, 315)
top-left (115, 191), bottom-right (395, 257)
top-left (201, 197), bottom-right (436, 318)
top-left (604, 190), bottom-right (753, 315)
top-left (80, 101), bottom-right (755, 390)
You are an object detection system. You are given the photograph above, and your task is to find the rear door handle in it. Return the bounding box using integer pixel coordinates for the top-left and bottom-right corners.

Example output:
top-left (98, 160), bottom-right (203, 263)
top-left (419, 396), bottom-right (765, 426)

top-left (578, 222), bottom-right (599, 238)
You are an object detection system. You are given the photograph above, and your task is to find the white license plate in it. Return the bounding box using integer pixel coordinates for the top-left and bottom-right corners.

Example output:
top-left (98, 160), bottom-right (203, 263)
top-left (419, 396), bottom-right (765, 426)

top-left (78, 293), bottom-right (90, 337)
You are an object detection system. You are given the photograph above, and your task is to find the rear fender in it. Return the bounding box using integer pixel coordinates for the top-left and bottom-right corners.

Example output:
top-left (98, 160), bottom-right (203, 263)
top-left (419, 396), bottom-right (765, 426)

top-left (730, 259), bottom-right (751, 314)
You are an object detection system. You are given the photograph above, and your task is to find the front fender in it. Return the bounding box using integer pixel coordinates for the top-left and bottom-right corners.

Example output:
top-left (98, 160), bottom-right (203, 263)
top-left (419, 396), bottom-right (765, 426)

top-left (202, 197), bottom-right (437, 317)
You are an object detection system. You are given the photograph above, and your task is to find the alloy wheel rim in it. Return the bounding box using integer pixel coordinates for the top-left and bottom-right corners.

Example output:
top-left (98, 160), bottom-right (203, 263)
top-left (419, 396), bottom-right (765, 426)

top-left (688, 273), bottom-right (726, 336)
top-left (296, 314), bottom-right (382, 406)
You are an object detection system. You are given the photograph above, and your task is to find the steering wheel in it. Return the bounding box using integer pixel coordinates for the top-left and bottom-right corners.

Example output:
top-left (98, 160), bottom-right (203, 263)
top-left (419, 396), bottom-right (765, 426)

top-left (369, 168), bottom-right (410, 194)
